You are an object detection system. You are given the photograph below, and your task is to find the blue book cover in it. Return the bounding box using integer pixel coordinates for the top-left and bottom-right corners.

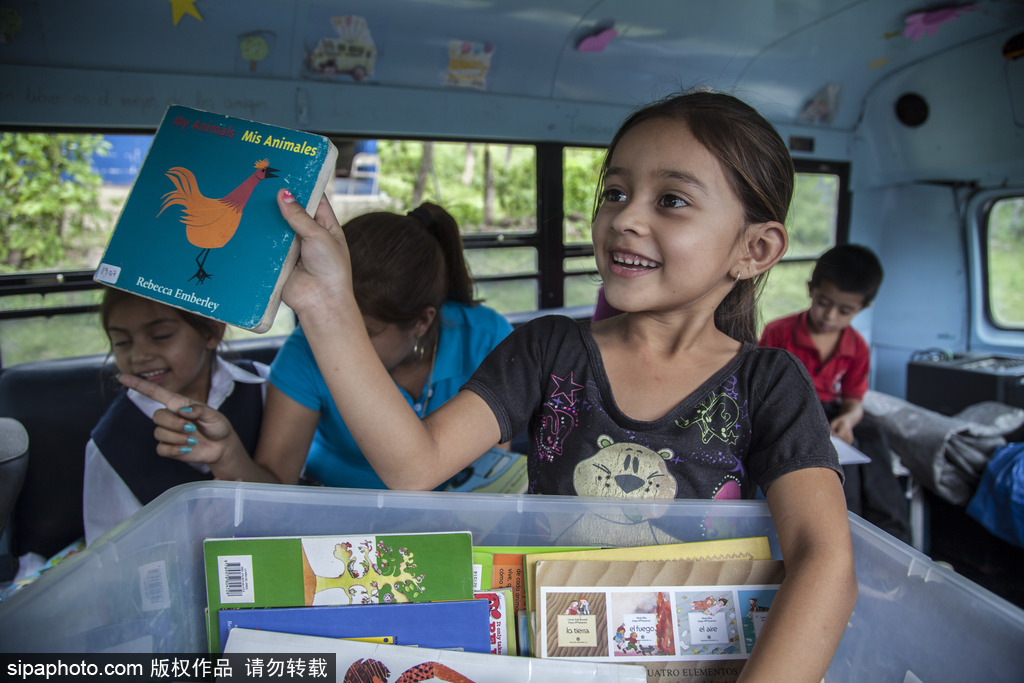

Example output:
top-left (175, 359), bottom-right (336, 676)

top-left (94, 104), bottom-right (338, 332)
top-left (217, 599), bottom-right (493, 655)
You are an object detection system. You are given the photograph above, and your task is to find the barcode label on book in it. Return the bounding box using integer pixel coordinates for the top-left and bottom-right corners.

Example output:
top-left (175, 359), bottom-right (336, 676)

top-left (138, 561), bottom-right (171, 611)
top-left (94, 263), bottom-right (121, 284)
top-left (473, 563), bottom-right (483, 591)
top-left (218, 555), bottom-right (255, 604)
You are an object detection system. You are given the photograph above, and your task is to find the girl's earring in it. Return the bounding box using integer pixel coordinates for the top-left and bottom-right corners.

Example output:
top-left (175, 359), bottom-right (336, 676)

top-left (412, 336), bottom-right (426, 362)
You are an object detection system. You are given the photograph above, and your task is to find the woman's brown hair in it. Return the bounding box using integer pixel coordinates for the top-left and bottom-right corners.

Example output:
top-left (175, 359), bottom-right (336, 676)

top-left (342, 202), bottom-right (477, 339)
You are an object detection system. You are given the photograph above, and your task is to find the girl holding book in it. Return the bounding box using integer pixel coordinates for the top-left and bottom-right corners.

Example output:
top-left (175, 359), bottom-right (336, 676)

top-left (125, 91), bottom-right (857, 680)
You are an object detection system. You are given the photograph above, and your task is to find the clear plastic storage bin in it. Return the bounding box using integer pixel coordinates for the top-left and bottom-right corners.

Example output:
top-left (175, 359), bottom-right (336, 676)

top-left (1, 482), bottom-right (1022, 681)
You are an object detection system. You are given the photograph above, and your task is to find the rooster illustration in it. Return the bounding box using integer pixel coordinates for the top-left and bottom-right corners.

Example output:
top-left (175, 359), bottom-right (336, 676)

top-left (158, 158), bottom-right (279, 284)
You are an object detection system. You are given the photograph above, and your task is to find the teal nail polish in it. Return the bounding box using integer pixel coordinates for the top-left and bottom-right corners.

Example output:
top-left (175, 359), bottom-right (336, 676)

top-left (181, 406), bottom-right (194, 414)
top-left (187, 437), bottom-right (198, 446)
top-left (179, 446), bottom-right (192, 454)
top-left (184, 423), bottom-right (197, 433)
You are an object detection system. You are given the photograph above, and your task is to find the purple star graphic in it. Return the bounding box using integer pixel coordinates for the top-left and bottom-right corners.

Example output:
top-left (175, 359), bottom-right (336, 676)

top-left (550, 371), bottom-right (584, 406)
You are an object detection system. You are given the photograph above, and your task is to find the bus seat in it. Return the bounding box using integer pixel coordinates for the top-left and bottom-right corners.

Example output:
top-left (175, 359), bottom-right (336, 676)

top-left (0, 355), bottom-right (118, 560)
top-left (0, 336), bottom-right (286, 562)
top-left (0, 417), bottom-right (29, 581)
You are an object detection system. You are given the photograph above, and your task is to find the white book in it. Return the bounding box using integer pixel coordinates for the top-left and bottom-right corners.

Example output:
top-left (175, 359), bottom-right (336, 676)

top-left (832, 435), bottom-right (871, 465)
top-left (224, 626), bottom-right (648, 682)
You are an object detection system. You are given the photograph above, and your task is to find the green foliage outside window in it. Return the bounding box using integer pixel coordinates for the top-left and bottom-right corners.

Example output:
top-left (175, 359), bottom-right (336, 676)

top-left (988, 197), bottom-right (1024, 328)
top-left (0, 133), bottom-right (111, 271)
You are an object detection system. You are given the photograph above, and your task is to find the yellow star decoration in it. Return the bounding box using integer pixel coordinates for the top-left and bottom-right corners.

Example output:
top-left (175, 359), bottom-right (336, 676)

top-left (168, 0), bottom-right (203, 27)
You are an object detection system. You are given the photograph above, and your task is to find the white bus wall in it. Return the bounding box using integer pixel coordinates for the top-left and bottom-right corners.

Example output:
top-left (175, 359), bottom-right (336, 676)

top-left (846, 26), bottom-right (1023, 399)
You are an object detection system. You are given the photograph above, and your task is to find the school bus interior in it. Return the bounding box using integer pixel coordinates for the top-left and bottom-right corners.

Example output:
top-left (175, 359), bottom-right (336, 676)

top-left (1, 0), bottom-right (1024, 609)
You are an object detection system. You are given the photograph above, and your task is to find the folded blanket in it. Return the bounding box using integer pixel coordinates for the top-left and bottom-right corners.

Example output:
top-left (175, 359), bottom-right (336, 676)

top-left (862, 391), bottom-right (1024, 505)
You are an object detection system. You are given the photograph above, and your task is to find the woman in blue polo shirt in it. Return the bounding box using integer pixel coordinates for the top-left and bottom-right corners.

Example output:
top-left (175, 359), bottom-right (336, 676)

top-left (259, 202), bottom-right (512, 488)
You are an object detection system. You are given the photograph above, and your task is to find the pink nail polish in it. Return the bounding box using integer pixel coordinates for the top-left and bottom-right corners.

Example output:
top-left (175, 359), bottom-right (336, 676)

top-left (282, 189), bottom-right (296, 203)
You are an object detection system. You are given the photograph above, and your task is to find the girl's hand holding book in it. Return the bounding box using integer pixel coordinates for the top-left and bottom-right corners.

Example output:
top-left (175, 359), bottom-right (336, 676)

top-left (277, 189), bottom-right (357, 325)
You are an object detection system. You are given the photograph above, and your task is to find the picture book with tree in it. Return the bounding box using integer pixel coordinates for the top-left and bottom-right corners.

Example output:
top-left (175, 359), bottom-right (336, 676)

top-left (94, 104), bottom-right (338, 332)
top-left (203, 531), bottom-right (474, 651)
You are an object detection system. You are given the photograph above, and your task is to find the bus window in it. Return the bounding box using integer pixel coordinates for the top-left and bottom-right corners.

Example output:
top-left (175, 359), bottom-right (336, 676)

top-left (465, 246), bottom-right (537, 314)
top-left (760, 167), bottom-right (845, 327)
top-left (986, 196), bottom-right (1024, 329)
top-left (563, 147), bottom-right (603, 246)
top-left (0, 133), bottom-right (128, 365)
top-left (562, 147), bottom-right (603, 308)
top-left (371, 140), bottom-right (538, 315)
top-left (0, 132), bottom-right (847, 363)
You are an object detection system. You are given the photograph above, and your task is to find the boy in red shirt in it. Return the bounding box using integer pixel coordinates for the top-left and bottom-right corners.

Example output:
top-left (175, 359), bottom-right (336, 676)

top-left (760, 244), bottom-right (911, 543)
top-left (759, 245), bottom-right (880, 444)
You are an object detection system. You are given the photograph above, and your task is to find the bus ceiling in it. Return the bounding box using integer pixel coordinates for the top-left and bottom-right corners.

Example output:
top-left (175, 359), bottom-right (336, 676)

top-left (0, 0), bottom-right (1022, 188)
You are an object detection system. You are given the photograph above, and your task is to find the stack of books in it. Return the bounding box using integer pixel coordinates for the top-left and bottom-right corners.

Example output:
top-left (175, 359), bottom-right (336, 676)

top-left (205, 531), bottom-right (782, 682)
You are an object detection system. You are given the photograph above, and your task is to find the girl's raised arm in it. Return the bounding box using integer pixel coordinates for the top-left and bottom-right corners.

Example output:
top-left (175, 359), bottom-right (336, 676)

top-left (276, 190), bottom-right (501, 489)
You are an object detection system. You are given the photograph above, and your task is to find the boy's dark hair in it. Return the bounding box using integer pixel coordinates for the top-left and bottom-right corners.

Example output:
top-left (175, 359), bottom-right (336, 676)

top-left (810, 244), bottom-right (884, 305)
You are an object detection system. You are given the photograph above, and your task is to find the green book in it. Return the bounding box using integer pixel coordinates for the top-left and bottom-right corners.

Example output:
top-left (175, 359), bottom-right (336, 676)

top-left (204, 531), bottom-right (474, 652)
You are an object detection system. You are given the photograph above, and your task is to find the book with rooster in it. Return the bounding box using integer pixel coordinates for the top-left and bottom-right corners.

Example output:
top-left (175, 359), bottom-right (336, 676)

top-left (94, 104), bottom-right (338, 332)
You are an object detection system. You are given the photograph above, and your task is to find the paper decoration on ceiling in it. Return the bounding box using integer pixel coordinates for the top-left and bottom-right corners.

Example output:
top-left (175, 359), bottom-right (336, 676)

top-left (238, 32), bottom-right (274, 73)
top-left (168, 0), bottom-right (202, 27)
top-left (0, 7), bottom-right (23, 43)
top-left (798, 83), bottom-right (841, 125)
top-left (306, 15), bottom-right (376, 81)
top-left (577, 25), bottom-right (618, 52)
top-left (904, 5), bottom-right (973, 42)
top-left (445, 40), bottom-right (495, 90)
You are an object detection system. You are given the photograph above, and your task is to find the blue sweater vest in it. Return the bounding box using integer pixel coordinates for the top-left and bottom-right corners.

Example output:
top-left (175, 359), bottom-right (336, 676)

top-left (91, 361), bottom-right (263, 505)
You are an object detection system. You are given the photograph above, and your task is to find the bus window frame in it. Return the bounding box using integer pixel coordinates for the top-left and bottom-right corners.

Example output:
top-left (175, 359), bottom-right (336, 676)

top-left (968, 187), bottom-right (1024, 352)
top-left (0, 131), bottom-right (851, 364)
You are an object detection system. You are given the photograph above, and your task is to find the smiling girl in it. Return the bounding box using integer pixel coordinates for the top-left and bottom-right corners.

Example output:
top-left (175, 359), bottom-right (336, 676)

top-left (83, 288), bottom-right (267, 545)
top-left (124, 91), bottom-right (857, 680)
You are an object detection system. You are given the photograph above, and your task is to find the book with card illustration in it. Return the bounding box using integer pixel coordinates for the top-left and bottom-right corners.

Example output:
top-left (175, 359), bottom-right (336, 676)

top-left (522, 536), bottom-right (773, 655)
top-left (94, 104), bottom-right (338, 332)
top-left (203, 531), bottom-right (474, 652)
top-left (533, 558), bottom-right (785, 683)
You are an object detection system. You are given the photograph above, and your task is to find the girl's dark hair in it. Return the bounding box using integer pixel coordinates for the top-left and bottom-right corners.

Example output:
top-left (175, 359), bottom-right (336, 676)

top-left (595, 90), bottom-right (795, 343)
top-left (343, 202), bottom-right (477, 337)
top-left (99, 287), bottom-right (223, 347)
